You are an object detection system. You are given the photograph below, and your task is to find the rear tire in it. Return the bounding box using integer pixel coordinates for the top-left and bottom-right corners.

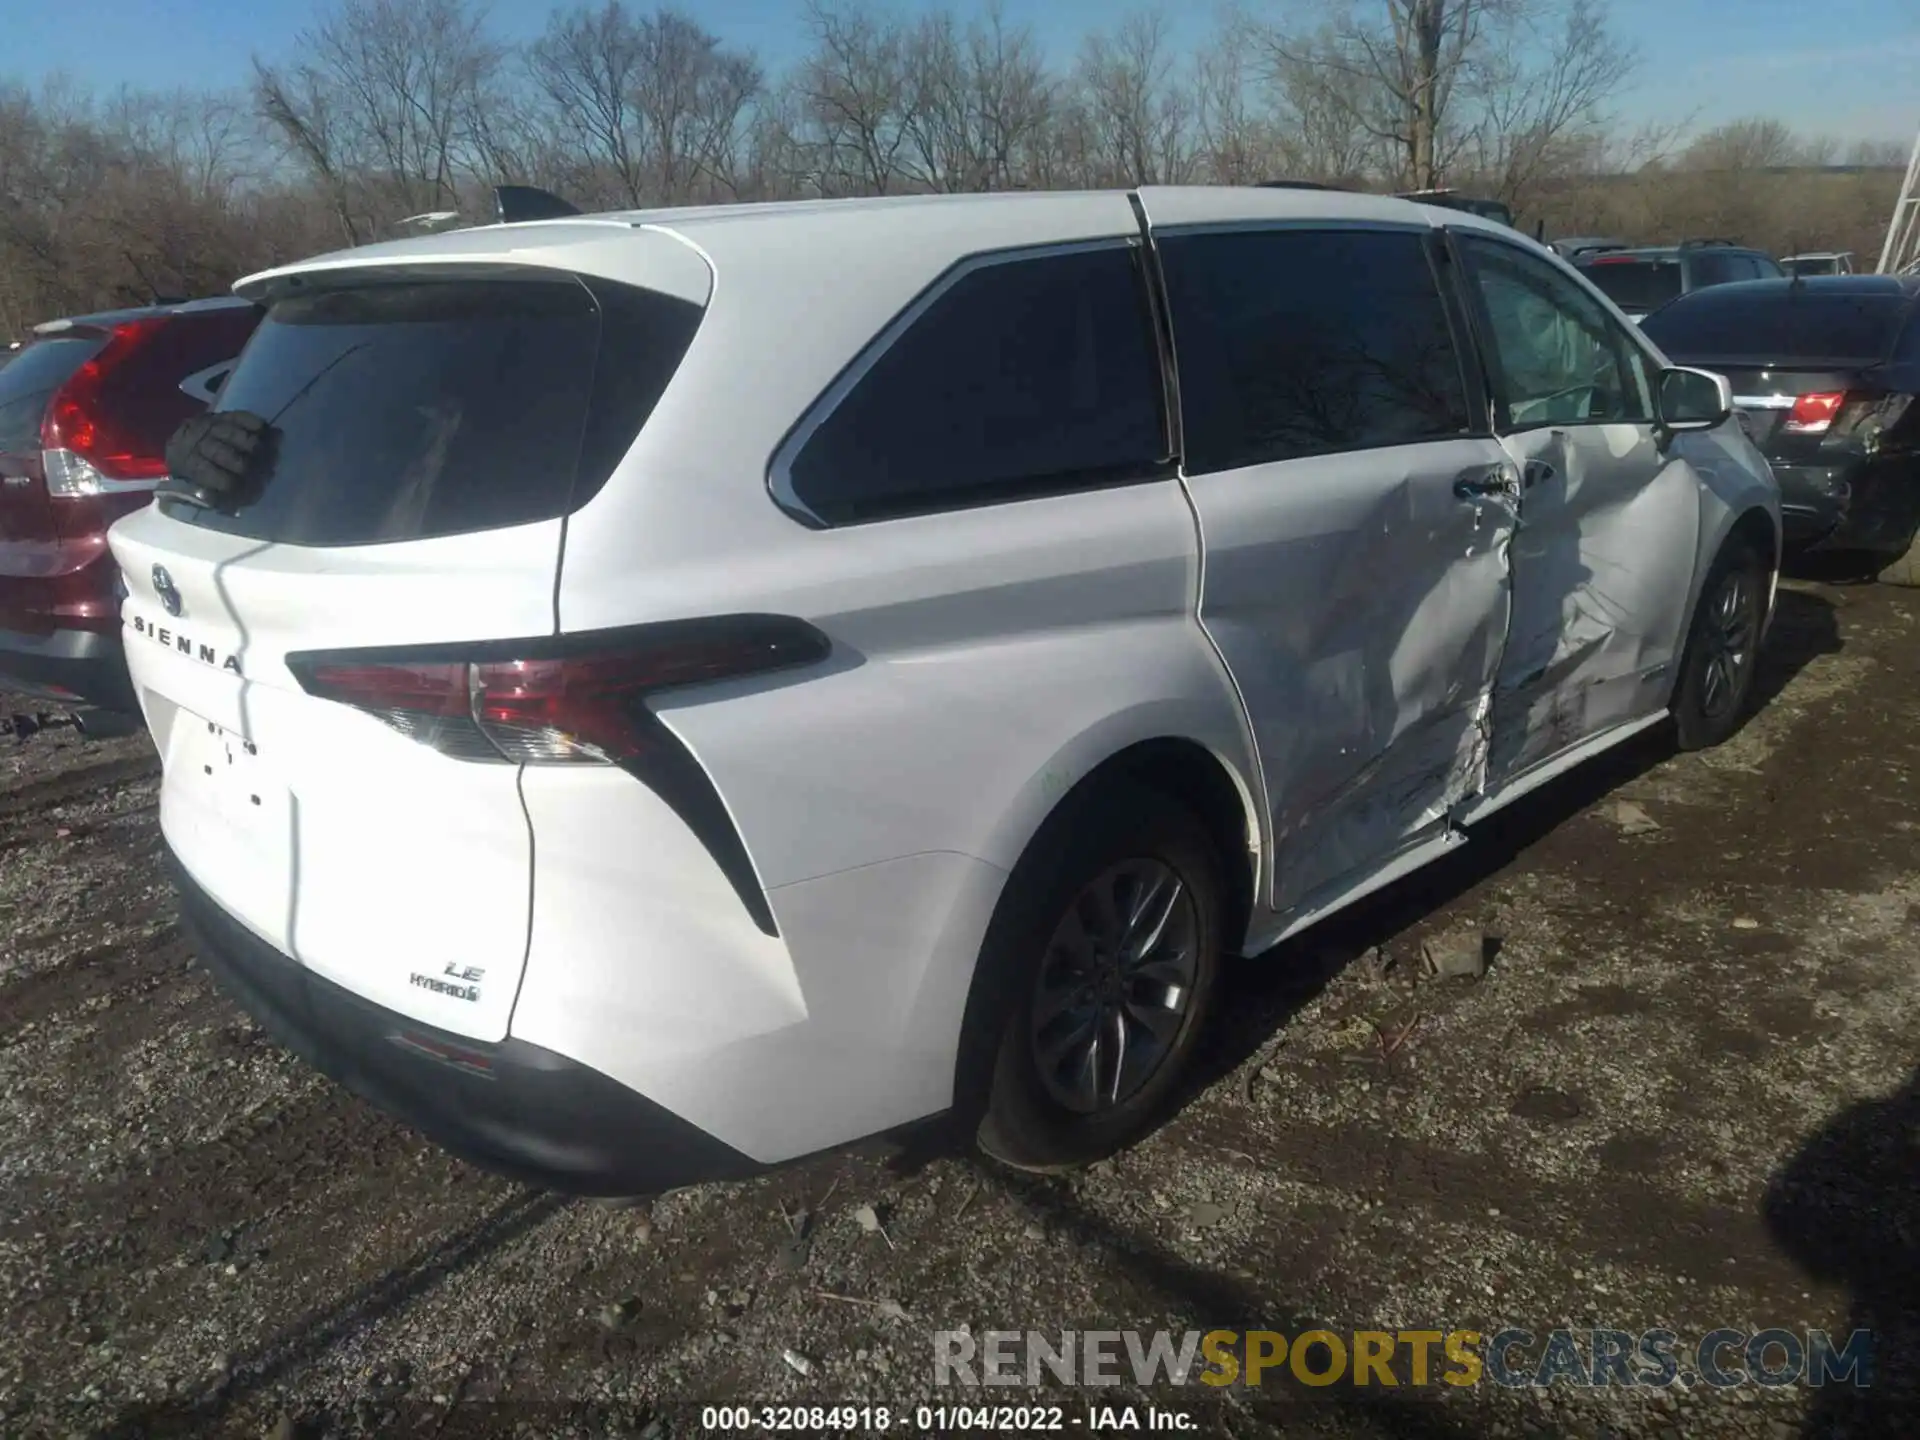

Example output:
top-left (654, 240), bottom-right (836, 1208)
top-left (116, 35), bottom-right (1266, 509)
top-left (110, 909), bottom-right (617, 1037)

top-left (1671, 535), bottom-right (1766, 751)
top-left (973, 782), bottom-right (1223, 1172)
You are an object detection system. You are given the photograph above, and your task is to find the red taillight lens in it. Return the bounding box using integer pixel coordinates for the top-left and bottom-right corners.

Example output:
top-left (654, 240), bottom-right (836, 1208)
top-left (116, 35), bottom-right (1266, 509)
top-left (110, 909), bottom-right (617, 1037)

top-left (289, 617), bottom-right (831, 765)
top-left (40, 318), bottom-right (173, 490)
top-left (1785, 391), bottom-right (1846, 434)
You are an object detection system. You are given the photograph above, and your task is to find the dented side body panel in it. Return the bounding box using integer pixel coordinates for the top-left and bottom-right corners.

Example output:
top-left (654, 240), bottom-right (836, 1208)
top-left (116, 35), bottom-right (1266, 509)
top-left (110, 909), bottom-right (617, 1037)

top-left (1177, 438), bottom-right (1518, 915)
top-left (1484, 422), bottom-right (1699, 785)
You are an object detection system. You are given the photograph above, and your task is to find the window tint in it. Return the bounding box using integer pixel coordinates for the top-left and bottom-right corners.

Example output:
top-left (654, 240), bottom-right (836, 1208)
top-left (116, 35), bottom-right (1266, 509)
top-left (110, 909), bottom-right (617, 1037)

top-left (161, 274), bottom-right (702, 546)
top-left (1580, 258), bottom-right (1682, 314)
top-left (1690, 252), bottom-right (1747, 288)
top-left (1641, 290), bottom-right (1911, 366)
top-left (1156, 227), bottom-right (1472, 474)
top-left (784, 245), bottom-right (1164, 525)
top-left (0, 335), bottom-right (104, 454)
top-left (1460, 236), bottom-right (1652, 428)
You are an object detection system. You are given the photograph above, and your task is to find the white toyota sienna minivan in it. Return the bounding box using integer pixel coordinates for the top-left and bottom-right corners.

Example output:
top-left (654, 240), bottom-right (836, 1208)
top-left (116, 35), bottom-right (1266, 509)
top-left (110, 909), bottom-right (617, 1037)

top-left (108, 186), bottom-right (1781, 1195)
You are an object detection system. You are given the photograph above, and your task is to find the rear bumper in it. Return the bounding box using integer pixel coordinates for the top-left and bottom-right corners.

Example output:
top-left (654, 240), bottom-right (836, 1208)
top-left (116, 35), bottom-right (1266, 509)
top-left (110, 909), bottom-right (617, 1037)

top-left (0, 624), bottom-right (136, 711)
top-left (169, 850), bottom-right (765, 1197)
top-left (1775, 459), bottom-right (1920, 553)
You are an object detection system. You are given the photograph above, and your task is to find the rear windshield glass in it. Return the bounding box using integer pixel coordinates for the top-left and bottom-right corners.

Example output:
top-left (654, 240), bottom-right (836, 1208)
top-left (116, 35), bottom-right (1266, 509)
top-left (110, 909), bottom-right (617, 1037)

top-left (1579, 259), bottom-right (1682, 313)
top-left (0, 335), bottom-right (105, 454)
top-left (1641, 291), bottom-right (1910, 365)
top-left (160, 274), bottom-right (702, 547)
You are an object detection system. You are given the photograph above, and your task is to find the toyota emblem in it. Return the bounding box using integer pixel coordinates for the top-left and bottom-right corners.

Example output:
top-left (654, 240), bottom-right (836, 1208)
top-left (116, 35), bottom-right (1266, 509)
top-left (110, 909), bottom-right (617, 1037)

top-left (152, 564), bottom-right (183, 618)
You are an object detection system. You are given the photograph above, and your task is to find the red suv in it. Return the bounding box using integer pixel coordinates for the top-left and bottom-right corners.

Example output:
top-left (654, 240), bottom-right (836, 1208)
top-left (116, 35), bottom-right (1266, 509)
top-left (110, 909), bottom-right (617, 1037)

top-left (0, 297), bottom-right (261, 715)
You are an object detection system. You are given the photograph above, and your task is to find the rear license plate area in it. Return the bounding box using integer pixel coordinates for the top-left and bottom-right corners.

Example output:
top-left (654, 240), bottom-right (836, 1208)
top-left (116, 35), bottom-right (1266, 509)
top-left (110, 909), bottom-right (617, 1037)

top-left (175, 714), bottom-right (284, 830)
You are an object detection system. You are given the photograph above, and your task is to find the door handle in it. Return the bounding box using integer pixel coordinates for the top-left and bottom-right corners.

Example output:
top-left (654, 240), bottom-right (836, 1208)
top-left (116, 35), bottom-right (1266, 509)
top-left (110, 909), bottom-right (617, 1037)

top-left (1522, 459), bottom-right (1556, 490)
top-left (1453, 464), bottom-right (1516, 500)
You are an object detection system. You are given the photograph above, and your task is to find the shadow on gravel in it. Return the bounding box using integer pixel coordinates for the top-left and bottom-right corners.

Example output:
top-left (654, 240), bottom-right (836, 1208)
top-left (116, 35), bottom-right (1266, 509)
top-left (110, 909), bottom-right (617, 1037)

top-left (1765, 1068), bottom-right (1920, 1437)
top-left (991, 1169), bottom-right (1487, 1438)
top-left (91, 1188), bottom-right (569, 1439)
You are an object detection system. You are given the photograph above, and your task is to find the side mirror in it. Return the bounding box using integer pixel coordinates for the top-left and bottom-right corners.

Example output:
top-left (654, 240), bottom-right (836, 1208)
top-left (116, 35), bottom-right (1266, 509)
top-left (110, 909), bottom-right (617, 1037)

top-left (1656, 366), bottom-right (1733, 432)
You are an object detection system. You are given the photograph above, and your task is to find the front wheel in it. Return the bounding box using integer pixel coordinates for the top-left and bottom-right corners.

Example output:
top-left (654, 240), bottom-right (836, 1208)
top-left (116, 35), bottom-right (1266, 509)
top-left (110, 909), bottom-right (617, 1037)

top-left (974, 783), bottom-right (1223, 1172)
top-left (1671, 535), bottom-right (1766, 751)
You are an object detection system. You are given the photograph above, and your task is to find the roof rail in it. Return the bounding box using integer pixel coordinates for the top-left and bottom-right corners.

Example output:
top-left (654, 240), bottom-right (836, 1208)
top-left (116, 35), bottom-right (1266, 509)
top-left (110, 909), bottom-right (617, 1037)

top-left (1255, 179), bottom-right (1347, 191)
top-left (1678, 237), bottom-right (1739, 249)
top-left (494, 184), bottom-right (581, 223)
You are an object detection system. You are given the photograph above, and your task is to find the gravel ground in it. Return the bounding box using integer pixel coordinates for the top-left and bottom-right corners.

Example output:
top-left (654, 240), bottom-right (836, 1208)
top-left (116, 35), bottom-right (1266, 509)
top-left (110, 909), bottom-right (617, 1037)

top-left (2, 575), bottom-right (1918, 1439)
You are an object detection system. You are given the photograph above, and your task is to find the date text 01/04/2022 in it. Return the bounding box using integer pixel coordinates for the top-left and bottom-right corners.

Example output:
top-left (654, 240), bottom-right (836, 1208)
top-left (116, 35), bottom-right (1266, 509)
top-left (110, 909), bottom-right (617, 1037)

top-left (698, 1404), bottom-right (1199, 1431)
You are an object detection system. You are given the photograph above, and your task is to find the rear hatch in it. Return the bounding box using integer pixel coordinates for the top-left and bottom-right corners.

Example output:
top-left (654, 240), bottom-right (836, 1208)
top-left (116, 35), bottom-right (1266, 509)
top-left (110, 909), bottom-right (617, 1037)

top-left (109, 257), bottom-right (708, 1040)
top-left (1578, 255), bottom-right (1682, 318)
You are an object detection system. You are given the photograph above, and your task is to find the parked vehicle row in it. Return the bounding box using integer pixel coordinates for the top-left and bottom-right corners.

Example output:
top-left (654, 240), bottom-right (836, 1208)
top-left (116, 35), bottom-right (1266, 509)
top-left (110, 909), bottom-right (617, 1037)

top-left (1574, 239), bottom-right (1787, 322)
top-left (93, 185), bottom-right (1780, 1195)
top-left (0, 298), bottom-right (259, 715)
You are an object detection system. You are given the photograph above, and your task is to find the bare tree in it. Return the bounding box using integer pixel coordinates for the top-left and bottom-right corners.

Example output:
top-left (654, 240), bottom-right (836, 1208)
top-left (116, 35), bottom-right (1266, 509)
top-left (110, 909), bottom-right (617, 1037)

top-left (630, 9), bottom-right (763, 201)
top-left (898, 3), bottom-right (1053, 191)
top-left (1462, 0), bottom-right (1638, 207)
top-left (528, 2), bottom-right (651, 205)
top-left (1071, 10), bottom-right (1196, 186)
top-left (1846, 137), bottom-right (1911, 168)
top-left (253, 0), bottom-right (504, 233)
top-left (1261, 0), bottom-right (1636, 194)
top-left (1680, 117), bottom-right (1807, 173)
top-left (795, 1), bottom-right (915, 195)
top-left (1265, 0), bottom-right (1491, 190)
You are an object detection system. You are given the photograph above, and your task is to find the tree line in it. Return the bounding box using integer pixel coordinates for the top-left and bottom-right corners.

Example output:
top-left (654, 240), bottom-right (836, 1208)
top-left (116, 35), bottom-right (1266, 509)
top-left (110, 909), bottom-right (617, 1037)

top-left (0, 0), bottom-right (1909, 336)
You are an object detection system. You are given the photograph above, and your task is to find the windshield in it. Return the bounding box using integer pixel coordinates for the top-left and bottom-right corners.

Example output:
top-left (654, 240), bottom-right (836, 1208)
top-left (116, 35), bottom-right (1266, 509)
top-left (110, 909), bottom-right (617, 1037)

top-left (1579, 259), bottom-right (1683, 314)
top-left (1641, 290), bottom-right (1910, 365)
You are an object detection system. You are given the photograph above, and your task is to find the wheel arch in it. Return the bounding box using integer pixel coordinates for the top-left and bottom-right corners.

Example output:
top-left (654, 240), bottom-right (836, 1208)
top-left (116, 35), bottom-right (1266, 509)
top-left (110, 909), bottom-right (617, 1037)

top-left (949, 728), bottom-right (1262, 1125)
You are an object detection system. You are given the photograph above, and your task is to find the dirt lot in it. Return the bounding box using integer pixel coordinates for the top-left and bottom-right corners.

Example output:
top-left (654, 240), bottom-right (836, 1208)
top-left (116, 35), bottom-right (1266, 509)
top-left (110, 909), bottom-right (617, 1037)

top-left (2, 575), bottom-right (1918, 1440)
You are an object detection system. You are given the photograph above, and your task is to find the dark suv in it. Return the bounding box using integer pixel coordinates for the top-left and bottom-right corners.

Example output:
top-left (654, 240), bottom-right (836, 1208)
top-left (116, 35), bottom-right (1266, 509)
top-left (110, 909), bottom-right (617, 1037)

top-left (0, 297), bottom-right (261, 715)
top-left (1577, 240), bottom-right (1786, 322)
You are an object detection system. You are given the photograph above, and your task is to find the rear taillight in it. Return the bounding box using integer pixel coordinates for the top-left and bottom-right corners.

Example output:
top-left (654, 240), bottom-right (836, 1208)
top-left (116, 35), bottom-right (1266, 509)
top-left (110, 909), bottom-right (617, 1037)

top-left (1782, 390), bottom-right (1914, 447)
top-left (1784, 391), bottom-right (1846, 434)
top-left (288, 616), bottom-right (831, 765)
top-left (40, 317), bottom-right (171, 495)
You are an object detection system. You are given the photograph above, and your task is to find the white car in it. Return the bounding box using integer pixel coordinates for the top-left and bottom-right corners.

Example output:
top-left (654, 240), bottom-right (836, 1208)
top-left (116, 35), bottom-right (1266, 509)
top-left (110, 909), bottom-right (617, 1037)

top-left (107, 187), bottom-right (1781, 1194)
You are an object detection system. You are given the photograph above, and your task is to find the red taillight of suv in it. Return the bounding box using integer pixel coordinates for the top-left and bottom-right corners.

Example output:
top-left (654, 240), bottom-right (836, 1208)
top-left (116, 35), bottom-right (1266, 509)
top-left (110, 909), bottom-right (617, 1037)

top-left (39, 318), bottom-right (174, 495)
top-left (287, 616), bottom-right (833, 765)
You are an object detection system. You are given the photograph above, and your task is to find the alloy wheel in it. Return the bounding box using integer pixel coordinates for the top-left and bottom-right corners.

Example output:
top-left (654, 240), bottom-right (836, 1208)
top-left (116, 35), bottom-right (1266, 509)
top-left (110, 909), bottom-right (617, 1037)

top-left (1029, 858), bottom-right (1201, 1114)
top-left (1699, 567), bottom-right (1756, 721)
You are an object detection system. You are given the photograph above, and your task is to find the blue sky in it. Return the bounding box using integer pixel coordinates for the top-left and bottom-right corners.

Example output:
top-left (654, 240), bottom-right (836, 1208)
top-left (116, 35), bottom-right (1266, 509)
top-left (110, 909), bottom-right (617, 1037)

top-left (6, 0), bottom-right (1917, 148)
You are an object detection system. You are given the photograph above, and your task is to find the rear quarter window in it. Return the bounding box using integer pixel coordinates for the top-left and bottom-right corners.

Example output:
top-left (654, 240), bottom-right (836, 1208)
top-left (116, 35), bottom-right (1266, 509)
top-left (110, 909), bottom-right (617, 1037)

top-left (160, 273), bottom-right (702, 547)
top-left (780, 243), bottom-right (1167, 526)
